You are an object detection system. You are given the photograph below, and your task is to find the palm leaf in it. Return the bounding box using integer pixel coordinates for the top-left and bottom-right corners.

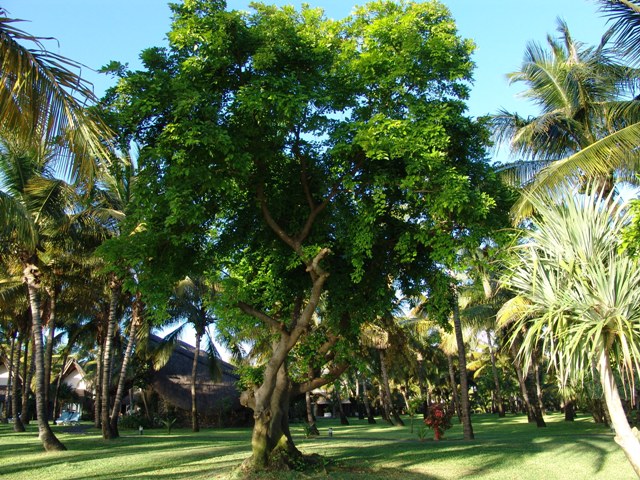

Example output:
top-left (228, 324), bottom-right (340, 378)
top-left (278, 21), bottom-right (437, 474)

top-left (0, 15), bottom-right (113, 183)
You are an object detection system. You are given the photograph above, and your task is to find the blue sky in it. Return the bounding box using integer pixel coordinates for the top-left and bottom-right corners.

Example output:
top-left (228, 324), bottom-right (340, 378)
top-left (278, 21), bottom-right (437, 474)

top-left (5, 1), bottom-right (611, 145)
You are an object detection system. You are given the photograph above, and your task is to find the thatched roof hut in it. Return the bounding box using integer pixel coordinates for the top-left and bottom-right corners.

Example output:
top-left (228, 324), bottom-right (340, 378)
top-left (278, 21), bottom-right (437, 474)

top-left (148, 334), bottom-right (243, 415)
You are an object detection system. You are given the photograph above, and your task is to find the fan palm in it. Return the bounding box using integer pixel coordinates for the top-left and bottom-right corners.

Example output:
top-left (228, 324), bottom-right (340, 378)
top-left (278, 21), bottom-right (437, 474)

top-left (499, 185), bottom-right (640, 475)
top-left (491, 19), bottom-right (640, 219)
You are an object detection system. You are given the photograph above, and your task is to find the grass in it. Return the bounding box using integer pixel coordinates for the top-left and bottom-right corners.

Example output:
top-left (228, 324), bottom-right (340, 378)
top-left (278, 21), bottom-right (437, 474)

top-left (0, 413), bottom-right (634, 479)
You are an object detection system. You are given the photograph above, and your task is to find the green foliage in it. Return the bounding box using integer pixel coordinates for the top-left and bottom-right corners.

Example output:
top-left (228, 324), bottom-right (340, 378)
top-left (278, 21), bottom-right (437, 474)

top-left (500, 186), bottom-right (640, 386)
top-left (160, 416), bottom-right (177, 435)
top-left (235, 364), bottom-right (265, 392)
top-left (118, 413), bottom-right (156, 430)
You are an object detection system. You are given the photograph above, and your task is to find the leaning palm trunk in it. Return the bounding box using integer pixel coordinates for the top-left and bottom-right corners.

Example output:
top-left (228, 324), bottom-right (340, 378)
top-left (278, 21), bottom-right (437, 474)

top-left (447, 354), bottom-right (462, 421)
top-left (452, 289), bottom-right (474, 440)
top-left (21, 332), bottom-right (32, 424)
top-left (43, 285), bottom-right (58, 423)
top-left (379, 349), bottom-right (404, 426)
top-left (94, 341), bottom-right (103, 429)
top-left (334, 381), bottom-right (349, 425)
top-left (101, 277), bottom-right (121, 439)
top-left (52, 357), bottom-right (70, 425)
top-left (361, 378), bottom-right (376, 424)
top-left (12, 336), bottom-right (25, 432)
top-left (487, 331), bottom-right (505, 417)
top-left (2, 331), bottom-right (16, 423)
top-left (598, 346), bottom-right (640, 476)
top-left (110, 296), bottom-right (142, 436)
top-left (190, 332), bottom-right (201, 432)
top-left (23, 262), bottom-right (66, 451)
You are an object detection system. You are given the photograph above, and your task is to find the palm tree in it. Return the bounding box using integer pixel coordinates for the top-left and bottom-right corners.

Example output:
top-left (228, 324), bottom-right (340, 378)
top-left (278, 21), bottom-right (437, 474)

top-left (0, 136), bottom-right (74, 451)
top-left (163, 276), bottom-right (221, 432)
top-left (491, 19), bottom-right (640, 219)
top-left (0, 12), bottom-right (112, 182)
top-left (499, 186), bottom-right (640, 475)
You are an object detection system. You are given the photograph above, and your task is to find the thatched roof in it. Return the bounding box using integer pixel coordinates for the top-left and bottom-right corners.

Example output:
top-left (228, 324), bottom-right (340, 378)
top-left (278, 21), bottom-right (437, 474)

top-left (148, 334), bottom-right (241, 412)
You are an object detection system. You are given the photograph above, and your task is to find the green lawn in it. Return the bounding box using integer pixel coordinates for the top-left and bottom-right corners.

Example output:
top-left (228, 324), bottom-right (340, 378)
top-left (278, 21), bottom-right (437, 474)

top-left (0, 413), bottom-right (633, 479)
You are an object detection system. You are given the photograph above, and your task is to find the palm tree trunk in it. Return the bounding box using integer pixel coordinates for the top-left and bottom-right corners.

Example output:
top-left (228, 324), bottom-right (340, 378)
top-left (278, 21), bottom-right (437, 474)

top-left (3, 330), bottom-right (16, 423)
top-left (305, 391), bottom-right (319, 435)
top-left (23, 262), bottom-right (66, 451)
top-left (447, 354), bottom-right (462, 421)
top-left (12, 335), bottom-right (25, 432)
top-left (52, 356), bottom-right (70, 426)
top-left (94, 341), bottom-right (103, 429)
top-left (532, 349), bottom-right (546, 415)
top-left (598, 347), bottom-right (640, 476)
top-left (487, 330), bottom-right (505, 417)
top-left (361, 378), bottom-right (376, 424)
top-left (44, 285), bottom-right (57, 424)
top-left (110, 297), bottom-right (141, 437)
top-left (101, 277), bottom-right (121, 439)
top-left (334, 381), bottom-right (349, 425)
top-left (21, 331), bottom-right (32, 424)
top-left (379, 349), bottom-right (404, 426)
top-left (452, 288), bottom-right (474, 440)
top-left (191, 332), bottom-right (201, 432)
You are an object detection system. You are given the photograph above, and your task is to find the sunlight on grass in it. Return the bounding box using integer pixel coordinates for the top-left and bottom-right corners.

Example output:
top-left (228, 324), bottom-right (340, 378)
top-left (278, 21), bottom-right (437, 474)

top-left (0, 413), bottom-right (635, 479)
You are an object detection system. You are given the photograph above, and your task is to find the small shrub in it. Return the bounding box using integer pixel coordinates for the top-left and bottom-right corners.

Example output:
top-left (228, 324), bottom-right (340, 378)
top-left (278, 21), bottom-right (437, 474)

top-left (118, 413), bottom-right (155, 430)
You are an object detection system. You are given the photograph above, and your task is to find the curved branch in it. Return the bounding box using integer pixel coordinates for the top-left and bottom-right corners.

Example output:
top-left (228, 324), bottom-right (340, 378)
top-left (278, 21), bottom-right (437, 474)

top-left (292, 363), bottom-right (350, 396)
top-left (237, 301), bottom-right (283, 332)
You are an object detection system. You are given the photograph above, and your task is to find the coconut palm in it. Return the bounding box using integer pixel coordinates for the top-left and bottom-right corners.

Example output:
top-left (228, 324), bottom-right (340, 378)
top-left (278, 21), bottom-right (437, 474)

top-left (491, 19), bottom-right (640, 219)
top-left (0, 136), bottom-right (78, 450)
top-left (0, 12), bottom-right (111, 182)
top-left (162, 276), bottom-right (222, 432)
top-left (499, 186), bottom-right (640, 475)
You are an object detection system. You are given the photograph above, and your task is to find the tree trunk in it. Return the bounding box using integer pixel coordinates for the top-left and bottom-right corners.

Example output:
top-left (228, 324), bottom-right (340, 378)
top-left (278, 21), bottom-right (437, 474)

top-left (598, 347), bottom-right (640, 477)
top-left (447, 354), bottom-right (462, 421)
top-left (44, 285), bottom-right (58, 424)
top-left (334, 381), bottom-right (349, 425)
top-left (52, 356), bottom-right (71, 427)
top-left (110, 297), bottom-right (141, 437)
top-left (3, 330), bottom-right (16, 423)
top-left (361, 378), bottom-right (376, 424)
top-left (94, 341), bottom-right (103, 429)
top-left (101, 277), bottom-right (121, 439)
top-left (141, 388), bottom-right (150, 420)
top-left (379, 349), bottom-right (404, 426)
top-left (23, 262), bottom-right (66, 451)
top-left (509, 339), bottom-right (537, 421)
top-left (240, 362), bottom-right (301, 470)
top-left (191, 331), bottom-right (201, 432)
top-left (487, 330), bottom-right (505, 417)
top-left (452, 288), bottom-right (474, 440)
top-left (21, 331), bottom-right (32, 425)
top-left (305, 391), bottom-right (319, 435)
top-left (12, 335), bottom-right (25, 432)
top-left (564, 399), bottom-right (575, 421)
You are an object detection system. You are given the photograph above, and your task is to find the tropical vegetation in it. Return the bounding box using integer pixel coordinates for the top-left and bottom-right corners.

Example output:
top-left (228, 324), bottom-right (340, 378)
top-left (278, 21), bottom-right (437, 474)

top-left (2, 0), bottom-right (640, 478)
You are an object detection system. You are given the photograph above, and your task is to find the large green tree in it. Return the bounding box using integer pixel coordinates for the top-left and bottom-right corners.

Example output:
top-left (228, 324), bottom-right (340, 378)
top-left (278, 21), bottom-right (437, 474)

top-left (106, 0), bottom-right (510, 470)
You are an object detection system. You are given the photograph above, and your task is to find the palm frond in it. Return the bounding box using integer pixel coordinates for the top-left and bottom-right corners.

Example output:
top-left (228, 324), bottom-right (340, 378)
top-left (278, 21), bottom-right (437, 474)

top-left (0, 16), bottom-right (113, 183)
top-left (204, 330), bottom-right (222, 382)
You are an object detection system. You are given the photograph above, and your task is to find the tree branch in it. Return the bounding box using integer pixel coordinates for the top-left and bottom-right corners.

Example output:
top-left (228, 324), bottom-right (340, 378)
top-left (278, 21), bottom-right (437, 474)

top-left (256, 180), bottom-right (300, 254)
top-left (237, 301), bottom-right (283, 332)
top-left (291, 362), bottom-right (350, 396)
